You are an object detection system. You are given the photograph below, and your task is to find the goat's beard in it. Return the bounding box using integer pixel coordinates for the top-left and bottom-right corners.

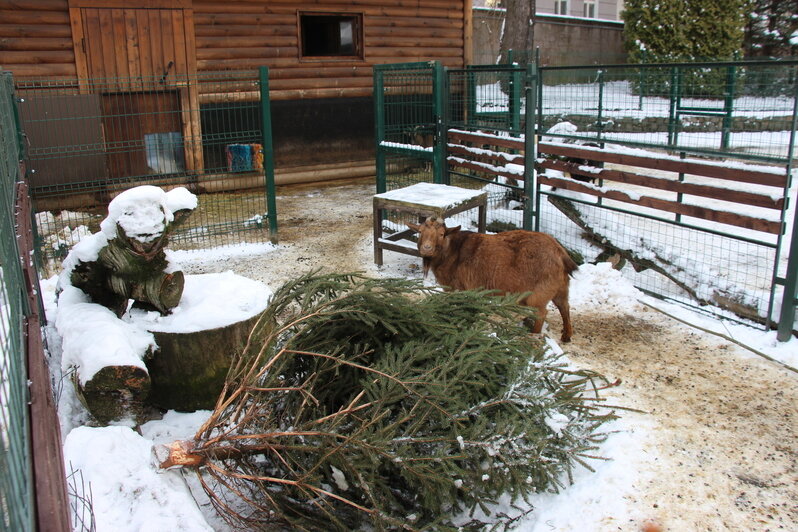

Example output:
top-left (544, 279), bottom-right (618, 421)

top-left (421, 257), bottom-right (432, 278)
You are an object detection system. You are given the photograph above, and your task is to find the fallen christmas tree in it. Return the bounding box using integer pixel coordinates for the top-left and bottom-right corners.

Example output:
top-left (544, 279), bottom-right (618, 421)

top-left (160, 272), bottom-right (617, 530)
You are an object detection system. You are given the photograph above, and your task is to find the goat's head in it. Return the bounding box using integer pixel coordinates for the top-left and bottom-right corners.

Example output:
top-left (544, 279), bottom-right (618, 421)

top-left (406, 217), bottom-right (460, 259)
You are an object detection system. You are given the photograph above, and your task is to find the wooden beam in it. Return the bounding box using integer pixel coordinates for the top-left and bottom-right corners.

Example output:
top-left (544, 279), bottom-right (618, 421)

top-left (538, 142), bottom-right (788, 188)
top-left (538, 159), bottom-right (785, 211)
top-left (0, 37), bottom-right (73, 51)
top-left (69, 0), bottom-right (191, 7)
top-left (0, 10), bottom-right (69, 25)
top-left (0, 50), bottom-right (74, 63)
top-left (539, 175), bottom-right (783, 234)
top-left (15, 178), bottom-right (71, 532)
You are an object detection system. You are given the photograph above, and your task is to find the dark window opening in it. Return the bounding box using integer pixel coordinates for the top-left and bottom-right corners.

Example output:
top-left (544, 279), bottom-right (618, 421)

top-left (300, 13), bottom-right (363, 58)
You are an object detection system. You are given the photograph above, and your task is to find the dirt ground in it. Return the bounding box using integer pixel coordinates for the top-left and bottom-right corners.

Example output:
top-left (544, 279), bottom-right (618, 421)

top-left (185, 179), bottom-right (798, 532)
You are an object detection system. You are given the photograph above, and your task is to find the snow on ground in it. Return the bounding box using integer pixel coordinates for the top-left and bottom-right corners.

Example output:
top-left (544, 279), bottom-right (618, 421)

top-left (41, 239), bottom-right (797, 531)
top-left (39, 80), bottom-right (798, 530)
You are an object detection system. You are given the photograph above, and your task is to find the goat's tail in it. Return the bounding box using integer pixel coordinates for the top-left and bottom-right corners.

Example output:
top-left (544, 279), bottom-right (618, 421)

top-left (561, 248), bottom-right (579, 278)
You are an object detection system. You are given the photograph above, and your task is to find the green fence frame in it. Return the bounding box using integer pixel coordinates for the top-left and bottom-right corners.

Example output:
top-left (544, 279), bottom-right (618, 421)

top-left (374, 58), bottom-right (798, 340)
top-left (15, 68), bottom-right (278, 272)
top-left (374, 61), bottom-right (446, 194)
top-left (0, 72), bottom-right (35, 531)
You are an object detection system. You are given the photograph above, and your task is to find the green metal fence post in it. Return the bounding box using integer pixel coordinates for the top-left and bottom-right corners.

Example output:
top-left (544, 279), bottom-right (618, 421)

top-left (667, 66), bottom-right (680, 147)
top-left (638, 51), bottom-right (647, 110)
top-left (596, 69), bottom-right (605, 144)
top-left (433, 61), bottom-right (447, 185)
top-left (466, 66), bottom-right (476, 128)
top-left (777, 184), bottom-right (798, 341)
top-left (0, 70), bottom-right (35, 532)
top-left (721, 63), bottom-right (736, 150)
top-left (524, 62), bottom-right (538, 231)
top-left (776, 78), bottom-right (798, 341)
top-left (509, 66), bottom-right (522, 134)
top-left (373, 65), bottom-right (387, 194)
top-left (259, 66), bottom-right (278, 243)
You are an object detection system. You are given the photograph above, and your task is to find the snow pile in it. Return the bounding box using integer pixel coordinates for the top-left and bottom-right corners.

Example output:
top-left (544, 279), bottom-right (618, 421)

top-left (56, 284), bottom-right (156, 385)
top-left (64, 426), bottom-right (212, 531)
top-left (570, 262), bottom-right (642, 311)
top-left (128, 272), bottom-right (271, 334)
top-left (100, 186), bottom-right (198, 242)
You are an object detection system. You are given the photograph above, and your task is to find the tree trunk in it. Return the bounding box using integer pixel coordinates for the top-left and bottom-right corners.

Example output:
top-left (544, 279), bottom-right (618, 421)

top-left (499, 0), bottom-right (536, 65)
top-left (75, 365), bottom-right (151, 425)
top-left (145, 311), bottom-right (266, 412)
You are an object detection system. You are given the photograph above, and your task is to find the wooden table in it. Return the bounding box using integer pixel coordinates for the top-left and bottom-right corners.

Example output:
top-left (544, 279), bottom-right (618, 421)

top-left (373, 182), bottom-right (488, 265)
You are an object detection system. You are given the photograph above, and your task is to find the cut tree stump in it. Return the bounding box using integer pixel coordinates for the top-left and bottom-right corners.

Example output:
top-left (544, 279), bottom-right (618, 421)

top-left (145, 311), bottom-right (264, 412)
top-left (75, 365), bottom-right (151, 425)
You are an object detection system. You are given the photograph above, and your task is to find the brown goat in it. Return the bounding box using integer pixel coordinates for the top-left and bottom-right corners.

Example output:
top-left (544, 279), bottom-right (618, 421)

top-left (407, 217), bottom-right (578, 342)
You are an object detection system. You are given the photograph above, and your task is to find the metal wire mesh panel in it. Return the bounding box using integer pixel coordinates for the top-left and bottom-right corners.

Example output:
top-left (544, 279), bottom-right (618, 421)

top-left (445, 67), bottom-right (531, 232)
top-left (448, 66), bottom-right (524, 133)
top-left (539, 193), bottom-right (781, 323)
top-left (0, 72), bottom-right (34, 532)
top-left (539, 61), bottom-right (798, 163)
top-left (374, 62), bottom-right (442, 199)
top-left (16, 70), bottom-right (277, 272)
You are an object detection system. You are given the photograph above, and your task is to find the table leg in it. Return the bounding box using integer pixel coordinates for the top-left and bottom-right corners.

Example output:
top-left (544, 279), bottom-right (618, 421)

top-left (373, 203), bottom-right (383, 266)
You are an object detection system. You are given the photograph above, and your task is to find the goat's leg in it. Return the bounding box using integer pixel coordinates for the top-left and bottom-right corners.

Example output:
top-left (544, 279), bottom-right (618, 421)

top-left (522, 294), bottom-right (548, 335)
top-left (552, 290), bottom-right (572, 343)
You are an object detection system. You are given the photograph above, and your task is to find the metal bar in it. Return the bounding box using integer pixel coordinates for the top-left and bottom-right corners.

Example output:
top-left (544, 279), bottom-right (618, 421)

top-left (776, 74), bottom-right (798, 341)
top-left (258, 66), bottom-right (278, 243)
top-left (667, 67), bottom-right (680, 147)
top-left (433, 61), bottom-right (446, 185)
top-left (509, 66), bottom-right (521, 134)
top-left (373, 66), bottom-right (387, 194)
top-left (721, 63), bottom-right (736, 150)
top-left (540, 58), bottom-right (798, 71)
top-left (596, 69), bottom-right (605, 144)
top-left (525, 62), bottom-right (538, 232)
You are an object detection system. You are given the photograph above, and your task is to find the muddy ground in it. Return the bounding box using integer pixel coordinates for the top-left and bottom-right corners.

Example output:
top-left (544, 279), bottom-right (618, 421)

top-left (184, 179), bottom-right (798, 531)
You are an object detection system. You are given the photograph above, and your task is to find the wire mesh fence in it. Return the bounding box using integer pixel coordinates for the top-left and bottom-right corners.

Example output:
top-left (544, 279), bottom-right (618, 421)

top-left (15, 69), bottom-right (277, 274)
top-left (374, 62), bottom-right (444, 232)
top-left (538, 61), bottom-right (798, 163)
top-left (0, 72), bottom-right (35, 532)
top-left (375, 58), bottom-right (797, 333)
top-left (446, 67), bottom-right (531, 232)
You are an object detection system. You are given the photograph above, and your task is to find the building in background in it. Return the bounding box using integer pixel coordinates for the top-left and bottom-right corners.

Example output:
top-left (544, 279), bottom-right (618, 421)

top-left (0, 0), bottom-right (472, 189)
top-left (473, 0), bottom-right (626, 66)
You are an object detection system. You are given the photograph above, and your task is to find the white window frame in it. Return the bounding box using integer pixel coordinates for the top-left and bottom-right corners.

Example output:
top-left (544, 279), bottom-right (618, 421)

top-left (583, 0), bottom-right (596, 18)
top-left (554, 0), bottom-right (569, 16)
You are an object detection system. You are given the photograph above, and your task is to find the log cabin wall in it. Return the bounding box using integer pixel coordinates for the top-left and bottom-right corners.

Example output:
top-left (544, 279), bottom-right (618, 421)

top-left (0, 0), bottom-right (470, 181)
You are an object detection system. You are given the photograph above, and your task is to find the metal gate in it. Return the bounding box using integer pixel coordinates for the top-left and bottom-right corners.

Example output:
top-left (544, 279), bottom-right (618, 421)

top-left (373, 61), bottom-right (445, 194)
top-left (373, 59), bottom-right (798, 339)
top-left (15, 67), bottom-right (278, 273)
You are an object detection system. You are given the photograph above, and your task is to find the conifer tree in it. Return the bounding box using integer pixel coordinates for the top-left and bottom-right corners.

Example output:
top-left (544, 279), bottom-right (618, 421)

top-left (162, 273), bottom-right (616, 530)
top-left (623, 0), bottom-right (746, 62)
top-left (743, 0), bottom-right (798, 58)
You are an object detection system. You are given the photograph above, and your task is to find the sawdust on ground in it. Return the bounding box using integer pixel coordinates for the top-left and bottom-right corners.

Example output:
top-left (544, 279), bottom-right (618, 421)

top-left (185, 178), bottom-right (798, 532)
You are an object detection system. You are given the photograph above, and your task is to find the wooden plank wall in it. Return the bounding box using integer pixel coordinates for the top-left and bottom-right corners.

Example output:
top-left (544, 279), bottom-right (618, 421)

top-left (0, 0), bottom-right (468, 100)
top-left (193, 0), bottom-right (466, 100)
top-left (0, 0), bottom-right (77, 77)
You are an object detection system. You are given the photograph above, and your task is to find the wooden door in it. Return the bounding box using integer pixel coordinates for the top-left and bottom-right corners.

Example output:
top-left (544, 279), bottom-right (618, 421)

top-left (69, 1), bottom-right (203, 177)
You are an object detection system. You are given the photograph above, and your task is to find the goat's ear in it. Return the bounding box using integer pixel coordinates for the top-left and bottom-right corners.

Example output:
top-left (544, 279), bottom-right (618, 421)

top-left (445, 225), bottom-right (461, 236)
top-left (406, 222), bottom-right (421, 232)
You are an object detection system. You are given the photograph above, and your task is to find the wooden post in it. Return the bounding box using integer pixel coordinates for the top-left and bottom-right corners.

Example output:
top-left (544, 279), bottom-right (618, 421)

top-left (16, 180), bottom-right (71, 532)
